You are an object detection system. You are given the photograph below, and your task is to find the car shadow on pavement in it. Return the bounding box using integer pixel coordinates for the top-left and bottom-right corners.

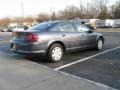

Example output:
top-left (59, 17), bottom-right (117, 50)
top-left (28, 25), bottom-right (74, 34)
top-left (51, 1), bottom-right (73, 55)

top-left (25, 48), bottom-right (97, 64)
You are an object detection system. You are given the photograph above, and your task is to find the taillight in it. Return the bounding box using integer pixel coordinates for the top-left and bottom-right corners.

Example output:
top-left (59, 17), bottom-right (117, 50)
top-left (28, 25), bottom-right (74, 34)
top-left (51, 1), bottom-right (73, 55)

top-left (25, 33), bottom-right (39, 43)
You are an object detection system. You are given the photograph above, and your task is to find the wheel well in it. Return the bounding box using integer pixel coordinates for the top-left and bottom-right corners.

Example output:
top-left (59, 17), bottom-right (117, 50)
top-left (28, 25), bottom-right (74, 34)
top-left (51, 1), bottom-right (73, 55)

top-left (48, 41), bottom-right (66, 52)
top-left (98, 36), bottom-right (104, 43)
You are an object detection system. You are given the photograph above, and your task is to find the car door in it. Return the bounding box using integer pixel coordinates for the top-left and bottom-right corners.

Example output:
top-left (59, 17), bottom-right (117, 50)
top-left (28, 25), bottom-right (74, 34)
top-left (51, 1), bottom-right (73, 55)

top-left (58, 22), bottom-right (83, 50)
top-left (74, 23), bottom-right (96, 47)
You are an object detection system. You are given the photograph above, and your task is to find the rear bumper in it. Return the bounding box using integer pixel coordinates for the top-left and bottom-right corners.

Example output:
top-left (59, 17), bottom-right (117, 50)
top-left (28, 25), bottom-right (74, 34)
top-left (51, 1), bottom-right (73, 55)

top-left (11, 49), bottom-right (46, 56)
top-left (11, 49), bottom-right (46, 54)
top-left (10, 40), bottom-right (47, 55)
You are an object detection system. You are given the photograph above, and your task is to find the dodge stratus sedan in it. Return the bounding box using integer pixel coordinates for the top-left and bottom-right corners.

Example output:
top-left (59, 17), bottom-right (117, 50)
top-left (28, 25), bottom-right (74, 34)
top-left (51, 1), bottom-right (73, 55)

top-left (10, 21), bottom-right (104, 62)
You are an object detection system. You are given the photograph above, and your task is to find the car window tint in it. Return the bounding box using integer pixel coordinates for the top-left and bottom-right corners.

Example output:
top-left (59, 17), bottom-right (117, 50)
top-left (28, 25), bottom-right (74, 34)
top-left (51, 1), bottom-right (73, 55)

top-left (49, 23), bottom-right (59, 31)
top-left (59, 26), bottom-right (64, 32)
top-left (59, 23), bottom-right (77, 32)
top-left (30, 22), bottom-right (56, 30)
top-left (74, 23), bottom-right (89, 32)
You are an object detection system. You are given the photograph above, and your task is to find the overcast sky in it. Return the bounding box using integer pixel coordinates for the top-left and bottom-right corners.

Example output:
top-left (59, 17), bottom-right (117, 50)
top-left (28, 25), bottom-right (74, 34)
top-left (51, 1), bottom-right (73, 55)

top-left (0, 0), bottom-right (118, 18)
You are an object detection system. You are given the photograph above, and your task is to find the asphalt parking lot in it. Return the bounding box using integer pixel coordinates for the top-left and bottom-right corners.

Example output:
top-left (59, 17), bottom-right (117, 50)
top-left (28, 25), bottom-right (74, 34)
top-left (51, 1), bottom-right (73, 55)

top-left (0, 29), bottom-right (120, 89)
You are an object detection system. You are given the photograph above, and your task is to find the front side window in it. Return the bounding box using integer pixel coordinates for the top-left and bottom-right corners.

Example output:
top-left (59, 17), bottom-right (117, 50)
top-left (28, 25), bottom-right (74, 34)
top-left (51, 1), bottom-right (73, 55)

top-left (74, 23), bottom-right (90, 32)
top-left (59, 23), bottom-right (77, 32)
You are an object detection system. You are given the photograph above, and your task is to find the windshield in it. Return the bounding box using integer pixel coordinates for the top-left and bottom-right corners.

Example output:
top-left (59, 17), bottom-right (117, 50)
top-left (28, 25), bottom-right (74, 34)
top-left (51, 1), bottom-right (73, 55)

top-left (29, 22), bottom-right (56, 31)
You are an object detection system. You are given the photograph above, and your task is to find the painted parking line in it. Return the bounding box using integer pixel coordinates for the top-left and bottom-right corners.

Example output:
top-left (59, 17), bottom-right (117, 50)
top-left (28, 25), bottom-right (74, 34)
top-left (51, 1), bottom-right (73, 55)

top-left (37, 61), bottom-right (117, 90)
top-left (56, 71), bottom-right (117, 90)
top-left (54, 45), bottom-right (120, 70)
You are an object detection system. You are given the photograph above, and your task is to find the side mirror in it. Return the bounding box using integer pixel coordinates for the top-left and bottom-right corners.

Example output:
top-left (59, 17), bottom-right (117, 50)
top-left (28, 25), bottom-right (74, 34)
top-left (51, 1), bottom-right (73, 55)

top-left (90, 29), bottom-right (93, 33)
top-left (86, 29), bottom-right (93, 33)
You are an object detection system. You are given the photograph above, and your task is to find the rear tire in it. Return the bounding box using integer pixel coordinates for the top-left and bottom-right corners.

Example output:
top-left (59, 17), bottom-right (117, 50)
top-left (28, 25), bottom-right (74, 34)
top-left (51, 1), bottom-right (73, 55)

top-left (47, 43), bottom-right (64, 62)
top-left (96, 38), bottom-right (104, 50)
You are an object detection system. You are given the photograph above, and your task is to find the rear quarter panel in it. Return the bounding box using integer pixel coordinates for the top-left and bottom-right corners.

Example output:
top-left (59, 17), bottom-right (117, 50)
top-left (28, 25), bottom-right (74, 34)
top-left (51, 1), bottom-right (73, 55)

top-left (37, 31), bottom-right (62, 51)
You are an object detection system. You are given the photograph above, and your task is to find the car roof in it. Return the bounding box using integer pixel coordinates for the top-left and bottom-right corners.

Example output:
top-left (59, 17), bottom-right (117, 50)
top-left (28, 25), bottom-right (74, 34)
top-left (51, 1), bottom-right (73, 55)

top-left (43, 20), bottom-right (83, 25)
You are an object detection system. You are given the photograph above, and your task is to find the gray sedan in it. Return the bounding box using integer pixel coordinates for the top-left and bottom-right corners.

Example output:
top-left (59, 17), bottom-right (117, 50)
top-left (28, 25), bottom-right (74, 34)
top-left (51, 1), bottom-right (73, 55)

top-left (10, 21), bottom-right (104, 62)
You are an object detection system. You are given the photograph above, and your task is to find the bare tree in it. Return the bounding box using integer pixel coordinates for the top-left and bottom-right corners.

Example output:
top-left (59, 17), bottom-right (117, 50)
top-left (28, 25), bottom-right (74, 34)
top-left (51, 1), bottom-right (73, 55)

top-left (0, 17), bottom-right (10, 27)
top-left (58, 6), bottom-right (81, 20)
top-left (36, 13), bottom-right (50, 23)
top-left (92, 0), bottom-right (109, 19)
top-left (58, 9), bottom-right (69, 20)
top-left (50, 11), bottom-right (57, 20)
top-left (112, 1), bottom-right (120, 19)
top-left (0, 0), bottom-right (117, 27)
top-left (92, 0), bottom-right (108, 12)
top-left (24, 16), bottom-right (35, 23)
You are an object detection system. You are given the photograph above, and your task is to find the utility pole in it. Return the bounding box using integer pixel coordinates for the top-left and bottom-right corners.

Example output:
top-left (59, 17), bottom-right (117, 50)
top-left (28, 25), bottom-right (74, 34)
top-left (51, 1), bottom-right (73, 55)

top-left (18, 3), bottom-right (24, 27)
top-left (21, 3), bottom-right (24, 26)
top-left (49, 0), bottom-right (53, 21)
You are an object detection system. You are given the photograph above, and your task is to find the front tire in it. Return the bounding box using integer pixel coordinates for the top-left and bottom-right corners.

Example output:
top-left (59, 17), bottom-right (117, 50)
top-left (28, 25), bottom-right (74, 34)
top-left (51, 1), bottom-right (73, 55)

top-left (47, 44), bottom-right (64, 62)
top-left (96, 38), bottom-right (104, 50)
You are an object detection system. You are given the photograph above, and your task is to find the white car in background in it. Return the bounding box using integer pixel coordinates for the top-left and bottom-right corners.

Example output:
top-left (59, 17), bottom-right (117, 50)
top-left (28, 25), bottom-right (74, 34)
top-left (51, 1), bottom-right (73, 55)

top-left (13, 27), bottom-right (24, 31)
top-left (12, 26), bottom-right (28, 31)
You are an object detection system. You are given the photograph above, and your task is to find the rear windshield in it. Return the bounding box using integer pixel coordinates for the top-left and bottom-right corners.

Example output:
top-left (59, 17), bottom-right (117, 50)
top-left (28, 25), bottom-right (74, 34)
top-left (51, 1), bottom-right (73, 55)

top-left (29, 22), bottom-right (57, 31)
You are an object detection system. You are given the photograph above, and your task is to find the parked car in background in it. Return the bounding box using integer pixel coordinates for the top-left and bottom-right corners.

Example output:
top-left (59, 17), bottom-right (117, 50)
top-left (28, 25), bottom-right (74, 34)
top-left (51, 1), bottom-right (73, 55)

top-left (12, 26), bottom-right (24, 31)
top-left (10, 21), bottom-right (104, 62)
top-left (6, 27), bottom-right (13, 32)
top-left (12, 25), bottom-right (28, 31)
top-left (0, 27), bottom-right (3, 32)
top-left (0, 27), bottom-right (12, 32)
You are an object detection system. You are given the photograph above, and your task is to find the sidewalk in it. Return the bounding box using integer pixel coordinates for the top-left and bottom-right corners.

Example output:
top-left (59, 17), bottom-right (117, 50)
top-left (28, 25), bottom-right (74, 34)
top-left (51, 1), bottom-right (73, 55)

top-left (0, 52), bottom-right (117, 90)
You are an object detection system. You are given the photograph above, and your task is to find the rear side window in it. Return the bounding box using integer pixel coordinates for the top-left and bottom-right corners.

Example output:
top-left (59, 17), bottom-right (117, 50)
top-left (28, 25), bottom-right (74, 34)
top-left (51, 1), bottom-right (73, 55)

top-left (59, 23), bottom-right (77, 32)
top-left (29, 22), bottom-right (57, 31)
top-left (74, 23), bottom-right (90, 32)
